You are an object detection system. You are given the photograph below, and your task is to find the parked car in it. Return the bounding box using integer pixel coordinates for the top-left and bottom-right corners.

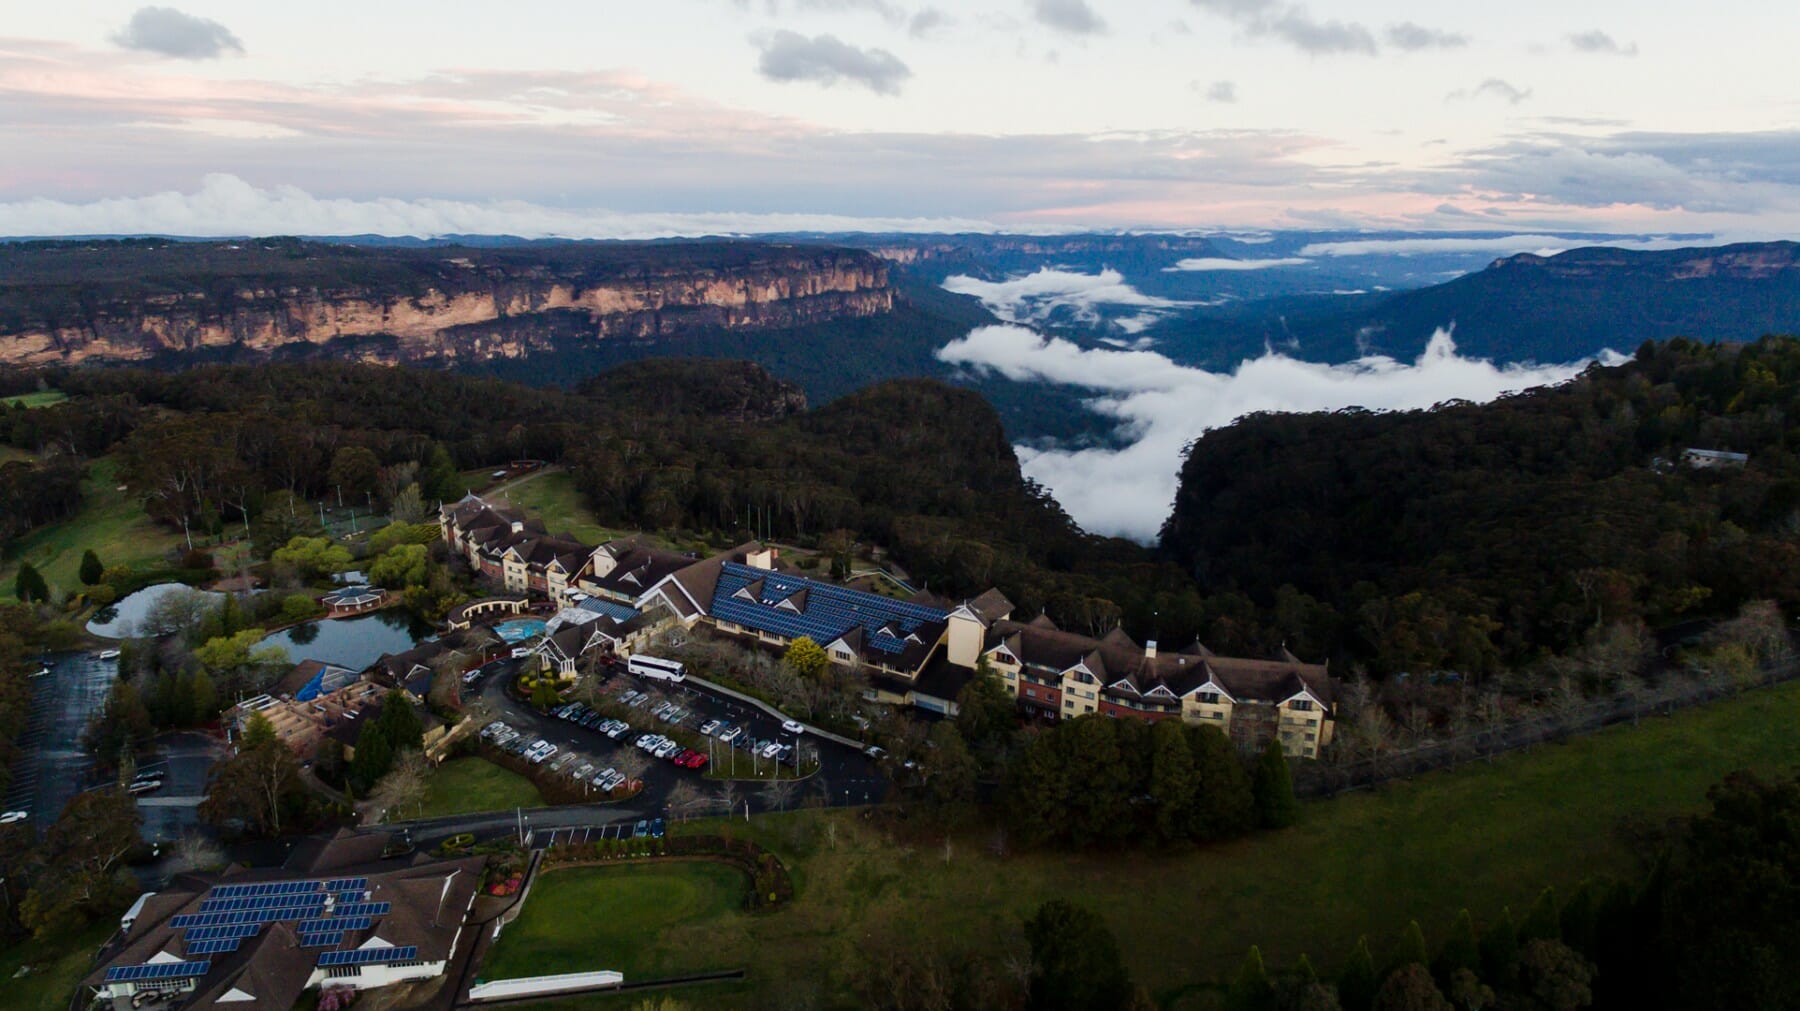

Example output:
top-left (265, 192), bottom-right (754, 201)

top-left (607, 723), bottom-right (631, 740)
top-left (681, 752), bottom-right (709, 770)
top-left (510, 646), bottom-right (534, 659)
top-left (718, 725), bottom-right (744, 743)
top-left (572, 762), bottom-right (595, 780)
top-left (673, 748), bottom-right (698, 765)
top-left (654, 740), bottom-right (681, 759)
top-left (127, 778), bottom-right (163, 796)
top-left (699, 719), bottom-right (721, 736)
top-left (864, 745), bottom-right (888, 760)
top-left (781, 719), bottom-right (806, 735)
top-left (0, 810), bottom-right (29, 825)
top-left (758, 742), bottom-right (782, 759)
top-left (547, 753), bottom-right (575, 772)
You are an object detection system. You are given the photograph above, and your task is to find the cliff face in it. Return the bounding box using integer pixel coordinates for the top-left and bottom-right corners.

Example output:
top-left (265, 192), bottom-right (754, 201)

top-left (0, 240), bottom-right (893, 368)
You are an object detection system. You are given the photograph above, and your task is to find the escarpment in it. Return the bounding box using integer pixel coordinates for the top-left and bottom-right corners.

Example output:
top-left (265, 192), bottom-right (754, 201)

top-left (0, 238), bottom-right (894, 368)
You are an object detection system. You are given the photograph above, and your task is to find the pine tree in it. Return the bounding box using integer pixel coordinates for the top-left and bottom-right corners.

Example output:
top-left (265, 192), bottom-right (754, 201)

top-left (375, 690), bottom-right (424, 751)
top-left (1478, 907), bottom-right (1519, 987)
top-left (1558, 880), bottom-right (1598, 957)
top-left (1295, 953), bottom-right (1319, 986)
top-left (1432, 909), bottom-right (1481, 987)
top-left (1226, 946), bottom-right (1276, 1011)
top-left (1386, 920), bottom-right (1430, 978)
top-left (349, 720), bottom-right (393, 790)
top-left (1149, 717), bottom-right (1199, 842)
top-left (420, 443), bottom-right (461, 505)
top-left (1519, 887), bottom-right (1561, 943)
top-left (1188, 724), bottom-right (1255, 840)
top-left (1340, 936), bottom-right (1379, 1011)
top-left (1252, 737), bottom-right (1299, 829)
top-left (78, 549), bottom-right (105, 586)
top-left (13, 561), bottom-right (49, 603)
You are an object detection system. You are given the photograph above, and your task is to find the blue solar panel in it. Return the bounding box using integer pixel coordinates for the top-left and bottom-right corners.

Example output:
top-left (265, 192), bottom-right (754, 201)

top-left (317, 946), bottom-right (416, 967)
top-left (323, 878), bottom-right (368, 893)
top-left (104, 961), bottom-right (210, 983)
top-left (300, 931), bottom-right (346, 948)
top-left (710, 564), bottom-right (947, 658)
top-left (186, 939), bottom-right (241, 956)
top-left (331, 902), bottom-right (390, 918)
top-left (299, 915), bottom-right (374, 933)
top-left (183, 924), bottom-right (260, 942)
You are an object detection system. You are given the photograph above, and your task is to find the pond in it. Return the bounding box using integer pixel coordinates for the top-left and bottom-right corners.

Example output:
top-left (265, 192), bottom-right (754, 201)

top-left (86, 583), bottom-right (225, 638)
top-left (258, 609), bottom-right (438, 672)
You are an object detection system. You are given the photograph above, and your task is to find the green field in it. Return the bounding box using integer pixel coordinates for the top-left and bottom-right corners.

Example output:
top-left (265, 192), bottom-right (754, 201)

top-left (2, 390), bottom-right (67, 409)
top-left (1, 456), bottom-right (184, 601)
top-left (480, 863), bottom-right (749, 982)
top-left (417, 758), bottom-right (547, 819)
top-left (0, 921), bottom-right (113, 1011)
top-left (494, 679), bottom-right (1800, 1009)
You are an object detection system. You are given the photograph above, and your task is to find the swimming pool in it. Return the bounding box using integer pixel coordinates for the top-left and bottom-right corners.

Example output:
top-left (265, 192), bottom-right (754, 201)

top-left (494, 619), bottom-right (547, 643)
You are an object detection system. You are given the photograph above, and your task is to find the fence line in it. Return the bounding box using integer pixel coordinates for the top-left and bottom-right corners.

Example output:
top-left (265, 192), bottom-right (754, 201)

top-left (1297, 660), bottom-right (1800, 798)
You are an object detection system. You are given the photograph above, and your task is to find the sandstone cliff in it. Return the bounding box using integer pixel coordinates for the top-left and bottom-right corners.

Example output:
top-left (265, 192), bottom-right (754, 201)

top-left (0, 239), bottom-right (893, 368)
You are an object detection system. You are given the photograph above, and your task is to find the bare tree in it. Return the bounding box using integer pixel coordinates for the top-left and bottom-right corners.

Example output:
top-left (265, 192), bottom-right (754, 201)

top-left (763, 778), bottom-right (798, 813)
top-left (666, 780), bottom-right (705, 822)
top-left (715, 780), bottom-right (739, 816)
top-left (614, 749), bottom-right (650, 784)
top-left (371, 750), bottom-right (431, 822)
top-left (168, 832), bottom-right (226, 874)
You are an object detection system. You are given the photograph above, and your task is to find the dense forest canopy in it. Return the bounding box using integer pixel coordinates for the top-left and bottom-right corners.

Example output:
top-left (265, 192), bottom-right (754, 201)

top-left (1162, 336), bottom-right (1800, 672)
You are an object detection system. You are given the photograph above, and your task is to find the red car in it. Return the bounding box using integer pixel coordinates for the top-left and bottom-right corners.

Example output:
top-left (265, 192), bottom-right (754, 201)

top-left (672, 748), bottom-right (698, 765)
top-left (679, 751), bottom-right (709, 770)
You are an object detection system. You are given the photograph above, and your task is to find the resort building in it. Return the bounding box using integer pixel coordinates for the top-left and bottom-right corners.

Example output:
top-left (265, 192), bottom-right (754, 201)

top-left (533, 599), bottom-right (657, 678)
top-left (85, 829), bottom-right (482, 1011)
top-left (439, 496), bottom-right (588, 597)
top-left (228, 679), bottom-right (384, 759)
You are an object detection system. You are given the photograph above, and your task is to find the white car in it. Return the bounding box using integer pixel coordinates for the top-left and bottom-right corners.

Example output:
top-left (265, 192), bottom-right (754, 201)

top-left (0, 810), bottom-right (28, 825)
top-left (780, 719), bottom-right (806, 735)
top-left (759, 741), bottom-right (783, 759)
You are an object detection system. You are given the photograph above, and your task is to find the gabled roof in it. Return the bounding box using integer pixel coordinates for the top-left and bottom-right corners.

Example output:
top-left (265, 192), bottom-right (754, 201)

top-left (707, 562), bottom-right (948, 672)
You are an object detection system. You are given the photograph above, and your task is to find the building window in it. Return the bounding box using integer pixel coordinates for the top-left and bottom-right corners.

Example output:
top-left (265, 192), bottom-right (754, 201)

top-left (1198, 692), bottom-right (1220, 705)
top-left (1024, 688), bottom-right (1036, 698)
top-left (1064, 698), bottom-right (1075, 708)
top-left (1290, 699), bottom-right (1314, 712)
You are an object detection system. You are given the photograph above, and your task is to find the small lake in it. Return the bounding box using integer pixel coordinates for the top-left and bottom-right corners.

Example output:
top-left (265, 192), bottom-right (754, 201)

top-left (258, 609), bottom-right (438, 672)
top-left (86, 583), bottom-right (225, 638)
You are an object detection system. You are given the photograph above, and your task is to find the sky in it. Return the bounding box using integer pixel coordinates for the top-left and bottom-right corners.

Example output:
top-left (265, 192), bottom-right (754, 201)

top-left (5, 2), bottom-right (1800, 237)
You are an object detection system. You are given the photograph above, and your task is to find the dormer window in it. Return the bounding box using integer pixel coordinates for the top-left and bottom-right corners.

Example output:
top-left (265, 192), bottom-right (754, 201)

top-left (1198, 692), bottom-right (1221, 705)
top-left (1290, 699), bottom-right (1314, 712)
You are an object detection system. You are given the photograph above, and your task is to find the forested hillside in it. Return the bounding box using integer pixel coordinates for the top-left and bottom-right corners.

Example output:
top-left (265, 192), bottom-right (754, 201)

top-left (1162, 336), bottom-right (1800, 672)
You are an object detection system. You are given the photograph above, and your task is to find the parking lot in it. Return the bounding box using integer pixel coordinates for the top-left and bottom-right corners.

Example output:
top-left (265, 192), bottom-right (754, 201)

top-left (475, 660), bottom-right (887, 816)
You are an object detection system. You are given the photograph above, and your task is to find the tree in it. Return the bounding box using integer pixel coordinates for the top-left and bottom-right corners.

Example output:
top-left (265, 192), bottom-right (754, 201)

top-left (1373, 964), bottom-right (1451, 1011)
top-left (389, 483), bottom-right (427, 524)
top-left (1148, 718), bottom-right (1199, 842)
top-left (1226, 946), bottom-right (1276, 1011)
top-left (327, 446), bottom-right (381, 500)
top-left (13, 561), bottom-right (48, 603)
top-left (78, 549), bottom-right (104, 586)
top-left (201, 713), bottom-right (307, 835)
top-left (1514, 940), bottom-right (1593, 1011)
top-left (371, 750), bottom-right (431, 821)
top-left (955, 655), bottom-right (1020, 776)
top-left (1023, 899), bottom-right (1133, 1011)
top-left (1340, 936), bottom-right (1379, 1011)
top-left (375, 691), bottom-right (424, 752)
top-left (783, 636), bottom-right (830, 680)
top-left (1445, 970), bottom-right (1494, 1011)
top-left (1188, 724), bottom-right (1254, 840)
top-left (419, 442), bottom-right (462, 504)
top-left (1253, 738), bottom-right (1299, 829)
top-left (83, 680), bottom-right (155, 764)
top-left (369, 544), bottom-right (429, 589)
top-left (1558, 881), bottom-right (1598, 958)
top-left (1433, 909), bottom-right (1481, 988)
top-left (348, 719), bottom-right (394, 790)
top-left (1386, 920), bottom-right (1431, 978)
top-left (1478, 908), bottom-right (1519, 988)
top-left (20, 788), bottom-right (142, 936)
top-left (921, 720), bottom-right (978, 810)
top-left (271, 536), bottom-right (353, 583)
top-left (1519, 887), bottom-right (1561, 944)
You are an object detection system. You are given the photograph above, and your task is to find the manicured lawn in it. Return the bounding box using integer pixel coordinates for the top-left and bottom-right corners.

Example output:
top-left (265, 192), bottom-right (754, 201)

top-left (2, 390), bottom-right (67, 409)
top-left (417, 757), bottom-right (547, 819)
top-left (1, 456), bottom-right (184, 600)
top-left (523, 679), bottom-right (1800, 1008)
top-left (486, 469), bottom-right (624, 545)
top-left (480, 862), bottom-right (749, 982)
top-left (0, 921), bottom-right (115, 1011)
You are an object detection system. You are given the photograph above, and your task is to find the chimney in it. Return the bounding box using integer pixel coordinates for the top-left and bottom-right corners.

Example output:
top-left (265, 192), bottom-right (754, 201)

top-left (1145, 640), bottom-right (1158, 660)
top-left (510, 521), bottom-right (524, 533)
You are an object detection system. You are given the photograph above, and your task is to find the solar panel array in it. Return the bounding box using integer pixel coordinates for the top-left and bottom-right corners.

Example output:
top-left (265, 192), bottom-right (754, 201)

top-left (186, 939), bottom-right (243, 956)
top-left (183, 923), bottom-right (261, 942)
top-left (104, 961), bottom-right (210, 983)
top-left (710, 563), bottom-right (948, 657)
top-left (157, 878), bottom-right (388, 971)
top-left (209, 878), bottom-right (366, 899)
top-left (318, 945), bottom-right (417, 967)
top-left (332, 902), bottom-right (391, 918)
top-left (299, 915), bottom-right (375, 933)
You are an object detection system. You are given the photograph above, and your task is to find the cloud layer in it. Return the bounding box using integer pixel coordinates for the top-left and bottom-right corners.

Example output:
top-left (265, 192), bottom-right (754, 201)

top-left (0, 173), bottom-right (999, 239)
top-left (755, 30), bottom-right (911, 93)
top-left (943, 268), bottom-right (1192, 327)
top-left (110, 6), bottom-right (244, 59)
top-left (938, 325), bottom-right (1611, 540)
top-left (1166, 256), bottom-right (1310, 270)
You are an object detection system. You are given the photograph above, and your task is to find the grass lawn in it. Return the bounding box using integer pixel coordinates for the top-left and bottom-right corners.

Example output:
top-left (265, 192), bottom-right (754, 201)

top-left (480, 863), bottom-right (749, 982)
top-left (1, 456), bottom-right (183, 601)
top-left (416, 757), bottom-right (547, 819)
top-left (519, 679), bottom-right (1800, 1009)
top-left (0, 921), bottom-right (114, 1011)
top-left (2, 390), bottom-right (67, 409)
top-left (484, 469), bottom-right (626, 546)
